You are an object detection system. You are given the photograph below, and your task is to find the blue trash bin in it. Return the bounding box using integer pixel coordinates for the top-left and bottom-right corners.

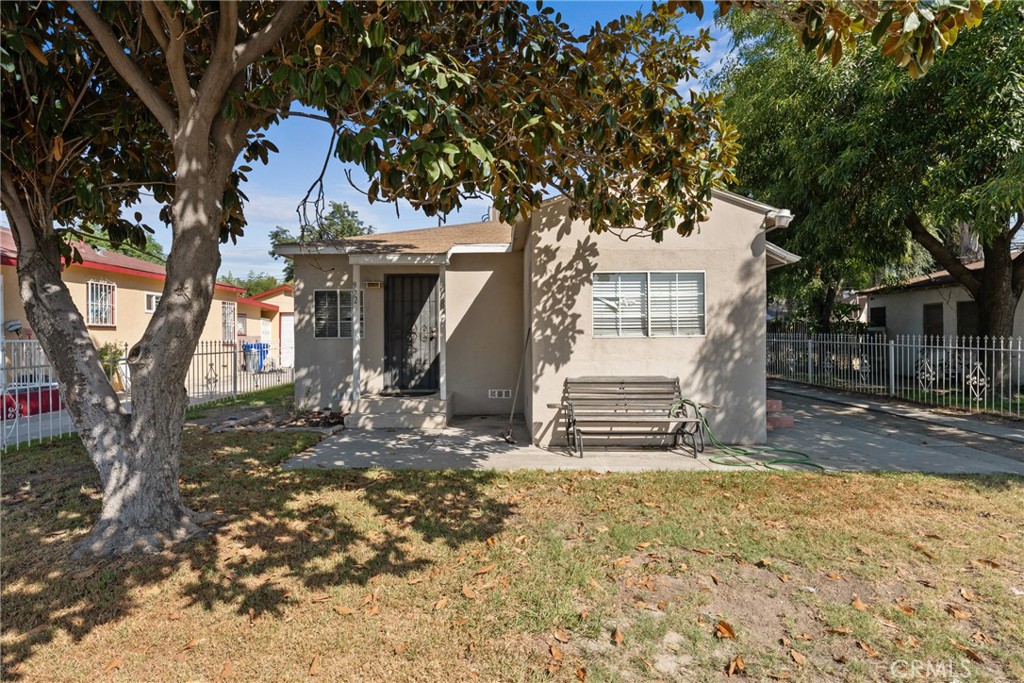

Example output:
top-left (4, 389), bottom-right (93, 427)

top-left (254, 343), bottom-right (270, 371)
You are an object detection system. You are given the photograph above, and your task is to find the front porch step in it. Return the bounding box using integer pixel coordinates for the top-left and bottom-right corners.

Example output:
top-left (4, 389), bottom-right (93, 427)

top-left (344, 394), bottom-right (452, 430)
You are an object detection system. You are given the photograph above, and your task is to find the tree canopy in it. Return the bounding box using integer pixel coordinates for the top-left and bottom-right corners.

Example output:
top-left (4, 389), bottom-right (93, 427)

top-left (716, 4), bottom-right (1023, 336)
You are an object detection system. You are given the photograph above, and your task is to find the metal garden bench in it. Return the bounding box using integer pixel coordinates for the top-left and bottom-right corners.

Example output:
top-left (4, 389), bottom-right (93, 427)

top-left (555, 376), bottom-right (705, 458)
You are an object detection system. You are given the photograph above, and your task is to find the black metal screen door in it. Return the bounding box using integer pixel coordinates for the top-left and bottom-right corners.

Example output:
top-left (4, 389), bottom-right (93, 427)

top-left (384, 275), bottom-right (440, 393)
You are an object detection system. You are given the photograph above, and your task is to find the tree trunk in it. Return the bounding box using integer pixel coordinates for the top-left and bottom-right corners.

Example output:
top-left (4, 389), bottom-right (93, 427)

top-left (810, 285), bottom-right (838, 333)
top-left (6, 147), bottom-right (228, 557)
top-left (76, 151), bottom-right (227, 557)
top-left (975, 234), bottom-right (1019, 339)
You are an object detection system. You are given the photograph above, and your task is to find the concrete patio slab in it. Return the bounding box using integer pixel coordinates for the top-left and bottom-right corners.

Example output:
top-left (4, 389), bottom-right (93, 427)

top-left (283, 394), bottom-right (1024, 475)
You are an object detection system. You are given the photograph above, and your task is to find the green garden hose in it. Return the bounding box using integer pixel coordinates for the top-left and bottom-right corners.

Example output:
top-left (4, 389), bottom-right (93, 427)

top-left (673, 399), bottom-right (825, 471)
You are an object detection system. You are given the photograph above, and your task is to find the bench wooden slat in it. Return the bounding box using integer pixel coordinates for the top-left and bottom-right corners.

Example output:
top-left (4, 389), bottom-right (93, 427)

top-left (560, 376), bottom-right (705, 458)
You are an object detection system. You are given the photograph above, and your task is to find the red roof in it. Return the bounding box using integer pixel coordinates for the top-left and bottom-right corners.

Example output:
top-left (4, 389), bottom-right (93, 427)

top-left (250, 283), bottom-right (294, 299)
top-left (236, 296), bottom-right (279, 312)
top-left (1, 228), bottom-right (245, 293)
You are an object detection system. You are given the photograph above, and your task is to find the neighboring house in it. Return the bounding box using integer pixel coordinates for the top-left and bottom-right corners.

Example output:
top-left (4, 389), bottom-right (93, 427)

top-left (278, 189), bottom-right (799, 446)
top-left (248, 284), bottom-right (295, 367)
top-left (0, 229), bottom-right (294, 354)
top-left (860, 259), bottom-right (1024, 338)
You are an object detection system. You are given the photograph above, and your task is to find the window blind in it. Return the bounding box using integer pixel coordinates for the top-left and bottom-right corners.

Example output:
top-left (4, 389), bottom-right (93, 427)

top-left (593, 273), bottom-right (647, 337)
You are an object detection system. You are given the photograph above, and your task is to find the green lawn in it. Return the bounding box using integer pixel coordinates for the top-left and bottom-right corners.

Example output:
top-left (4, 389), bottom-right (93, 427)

top-left (185, 382), bottom-right (294, 419)
top-left (2, 427), bottom-right (1022, 682)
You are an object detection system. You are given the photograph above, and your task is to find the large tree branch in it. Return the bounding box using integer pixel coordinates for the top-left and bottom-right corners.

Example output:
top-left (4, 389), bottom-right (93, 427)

top-left (1008, 213), bottom-right (1024, 241)
top-left (905, 211), bottom-right (982, 296)
top-left (70, 1), bottom-right (177, 134)
top-left (232, 1), bottom-right (309, 74)
top-left (195, 1), bottom-right (307, 131)
top-left (148, 0), bottom-right (194, 115)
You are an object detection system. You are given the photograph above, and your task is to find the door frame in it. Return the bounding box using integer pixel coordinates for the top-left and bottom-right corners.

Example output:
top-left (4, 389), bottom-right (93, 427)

top-left (383, 274), bottom-right (441, 394)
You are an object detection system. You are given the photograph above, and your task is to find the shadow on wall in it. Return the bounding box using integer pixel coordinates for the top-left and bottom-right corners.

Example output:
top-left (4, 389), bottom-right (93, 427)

top-left (530, 212), bottom-right (598, 383)
top-left (528, 209), bottom-right (599, 444)
top-left (692, 252), bottom-right (767, 444)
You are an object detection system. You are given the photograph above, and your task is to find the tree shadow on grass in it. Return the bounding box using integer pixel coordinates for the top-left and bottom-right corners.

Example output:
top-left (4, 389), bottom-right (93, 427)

top-left (0, 428), bottom-right (514, 678)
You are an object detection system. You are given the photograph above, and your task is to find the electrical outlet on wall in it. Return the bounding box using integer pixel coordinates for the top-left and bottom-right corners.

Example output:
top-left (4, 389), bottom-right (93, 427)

top-left (488, 389), bottom-right (512, 399)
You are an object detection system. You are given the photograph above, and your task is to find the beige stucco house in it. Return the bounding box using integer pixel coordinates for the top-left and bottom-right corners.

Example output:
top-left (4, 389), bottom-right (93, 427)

top-left (860, 260), bottom-right (1024, 338)
top-left (0, 229), bottom-right (294, 357)
top-left (279, 190), bottom-right (798, 447)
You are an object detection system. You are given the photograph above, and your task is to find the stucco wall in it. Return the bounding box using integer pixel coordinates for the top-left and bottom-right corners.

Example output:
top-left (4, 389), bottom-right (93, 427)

top-left (525, 197), bottom-right (769, 446)
top-left (867, 286), bottom-right (1024, 338)
top-left (292, 253), bottom-right (524, 415)
top-left (1, 264), bottom-right (241, 347)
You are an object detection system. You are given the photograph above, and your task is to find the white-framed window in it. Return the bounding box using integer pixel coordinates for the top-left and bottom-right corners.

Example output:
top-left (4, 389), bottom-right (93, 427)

top-left (87, 281), bottom-right (116, 327)
top-left (314, 289), bottom-right (364, 338)
top-left (593, 271), bottom-right (705, 338)
top-left (144, 292), bottom-right (161, 313)
top-left (237, 313), bottom-right (247, 337)
top-left (222, 302), bottom-right (236, 342)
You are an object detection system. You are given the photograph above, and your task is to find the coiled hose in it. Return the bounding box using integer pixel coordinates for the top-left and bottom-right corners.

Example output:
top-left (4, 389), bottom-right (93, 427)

top-left (673, 398), bottom-right (825, 471)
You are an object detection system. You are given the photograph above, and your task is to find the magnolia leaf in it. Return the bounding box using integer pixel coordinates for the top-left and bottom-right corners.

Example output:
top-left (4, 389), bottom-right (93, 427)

top-left (715, 620), bottom-right (736, 639)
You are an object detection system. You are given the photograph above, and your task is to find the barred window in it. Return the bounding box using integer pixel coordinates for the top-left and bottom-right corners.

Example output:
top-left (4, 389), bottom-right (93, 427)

top-left (222, 302), bottom-right (236, 342)
top-left (87, 281), bottom-right (116, 326)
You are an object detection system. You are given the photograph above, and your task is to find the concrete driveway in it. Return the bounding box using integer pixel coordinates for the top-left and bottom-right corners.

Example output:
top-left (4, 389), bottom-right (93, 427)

top-left (283, 390), bottom-right (1024, 475)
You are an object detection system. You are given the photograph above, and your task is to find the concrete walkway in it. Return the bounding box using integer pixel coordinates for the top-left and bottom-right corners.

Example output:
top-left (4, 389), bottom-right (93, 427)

top-left (283, 393), bottom-right (1024, 475)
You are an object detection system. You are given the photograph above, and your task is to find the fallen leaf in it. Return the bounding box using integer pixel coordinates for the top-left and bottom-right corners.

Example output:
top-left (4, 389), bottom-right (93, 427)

top-left (612, 627), bottom-right (624, 646)
top-left (790, 649), bottom-right (807, 667)
top-left (715, 620), bottom-right (736, 639)
top-left (219, 660), bottom-right (234, 679)
top-left (795, 632), bottom-right (813, 641)
top-left (333, 605), bottom-right (354, 616)
top-left (462, 585), bottom-right (479, 600)
top-left (858, 641), bottom-right (879, 658)
top-left (182, 637), bottom-right (207, 651)
top-left (727, 655), bottom-right (745, 677)
top-left (656, 599), bottom-right (668, 611)
top-left (826, 571), bottom-right (842, 580)
top-left (103, 657), bottom-right (122, 674)
top-left (960, 588), bottom-right (976, 602)
top-left (912, 544), bottom-right (936, 560)
top-left (973, 558), bottom-right (1002, 569)
top-left (896, 603), bottom-right (915, 615)
top-left (851, 596), bottom-right (869, 612)
top-left (779, 574), bottom-right (790, 583)
top-left (710, 573), bottom-right (721, 586)
top-left (856, 545), bottom-right (873, 556)
top-left (767, 673), bottom-right (792, 680)
top-left (309, 653), bottom-right (321, 676)
top-left (756, 558), bottom-right (772, 568)
top-left (433, 597), bottom-right (449, 611)
top-left (917, 579), bottom-right (937, 589)
top-left (549, 644), bottom-right (564, 661)
top-left (780, 636), bottom-right (791, 647)
top-left (576, 666), bottom-right (587, 681)
top-left (553, 629), bottom-right (570, 643)
top-left (407, 577), bottom-right (423, 585)
top-left (971, 631), bottom-right (996, 645)
top-left (364, 603), bottom-right (379, 616)
top-left (613, 556), bottom-right (632, 568)
top-left (475, 563), bottom-right (497, 575)
top-left (946, 605), bottom-right (972, 620)
top-left (72, 567), bottom-right (97, 580)
top-left (394, 643), bottom-right (407, 655)
top-left (825, 627), bottom-right (852, 635)
top-left (310, 594), bottom-right (332, 603)
top-left (949, 639), bottom-right (984, 663)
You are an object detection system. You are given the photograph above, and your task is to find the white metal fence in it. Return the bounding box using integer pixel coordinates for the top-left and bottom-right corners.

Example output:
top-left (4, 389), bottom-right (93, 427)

top-left (2, 339), bottom-right (294, 450)
top-left (767, 333), bottom-right (1023, 420)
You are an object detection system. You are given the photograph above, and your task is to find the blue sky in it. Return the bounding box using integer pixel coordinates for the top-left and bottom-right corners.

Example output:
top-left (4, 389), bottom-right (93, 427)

top-left (13, 2), bottom-right (730, 281)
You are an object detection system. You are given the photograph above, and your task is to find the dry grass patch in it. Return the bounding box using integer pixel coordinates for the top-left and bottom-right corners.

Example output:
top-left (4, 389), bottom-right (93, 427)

top-left (2, 430), bottom-right (1022, 682)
